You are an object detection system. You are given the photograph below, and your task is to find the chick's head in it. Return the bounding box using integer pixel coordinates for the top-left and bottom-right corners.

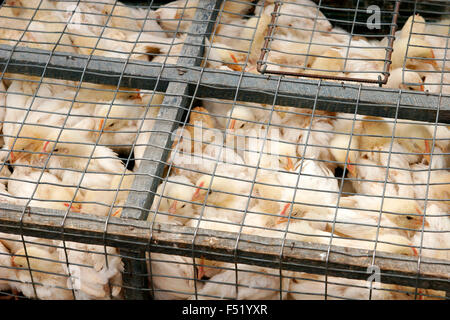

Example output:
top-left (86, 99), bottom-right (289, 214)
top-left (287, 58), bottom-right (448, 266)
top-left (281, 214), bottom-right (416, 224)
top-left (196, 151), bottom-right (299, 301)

top-left (12, 246), bottom-right (60, 275)
top-left (192, 175), bottom-right (235, 206)
top-left (165, 180), bottom-right (196, 215)
top-left (381, 198), bottom-right (426, 231)
top-left (9, 125), bottom-right (52, 164)
top-left (227, 106), bottom-right (256, 131)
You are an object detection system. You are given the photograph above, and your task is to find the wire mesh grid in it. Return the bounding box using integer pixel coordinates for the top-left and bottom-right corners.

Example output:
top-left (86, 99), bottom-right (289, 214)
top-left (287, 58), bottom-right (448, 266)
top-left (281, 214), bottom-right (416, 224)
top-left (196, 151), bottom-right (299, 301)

top-left (248, 0), bottom-right (450, 91)
top-left (257, 0), bottom-right (399, 84)
top-left (152, 81), bottom-right (449, 300)
top-left (0, 0), bottom-right (447, 301)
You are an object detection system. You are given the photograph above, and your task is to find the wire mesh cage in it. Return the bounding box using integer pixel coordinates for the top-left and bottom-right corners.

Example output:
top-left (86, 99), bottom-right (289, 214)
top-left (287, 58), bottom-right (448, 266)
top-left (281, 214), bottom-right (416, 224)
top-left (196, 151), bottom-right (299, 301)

top-left (0, 0), bottom-right (448, 301)
top-left (257, 0), bottom-right (399, 83)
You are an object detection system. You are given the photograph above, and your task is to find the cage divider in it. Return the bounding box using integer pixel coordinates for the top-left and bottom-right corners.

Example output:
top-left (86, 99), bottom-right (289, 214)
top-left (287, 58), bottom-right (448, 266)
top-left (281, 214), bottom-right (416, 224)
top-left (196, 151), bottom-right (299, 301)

top-left (0, 0), bottom-right (448, 300)
top-left (0, 203), bottom-right (448, 292)
top-left (0, 46), bottom-right (448, 124)
top-left (119, 0), bottom-right (224, 299)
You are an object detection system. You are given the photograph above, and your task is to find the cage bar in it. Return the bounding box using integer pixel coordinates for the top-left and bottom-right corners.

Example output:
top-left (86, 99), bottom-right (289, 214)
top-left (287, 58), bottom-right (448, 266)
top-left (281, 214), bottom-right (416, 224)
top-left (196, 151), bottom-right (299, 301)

top-left (0, 0), bottom-right (447, 300)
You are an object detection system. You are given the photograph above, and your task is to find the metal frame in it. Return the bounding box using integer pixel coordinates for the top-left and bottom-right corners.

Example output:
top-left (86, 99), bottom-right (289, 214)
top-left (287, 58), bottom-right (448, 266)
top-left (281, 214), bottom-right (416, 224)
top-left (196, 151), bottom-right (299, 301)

top-left (0, 204), bottom-right (448, 292)
top-left (0, 0), bottom-right (448, 300)
top-left (0, 45), bottom-right (448, 123)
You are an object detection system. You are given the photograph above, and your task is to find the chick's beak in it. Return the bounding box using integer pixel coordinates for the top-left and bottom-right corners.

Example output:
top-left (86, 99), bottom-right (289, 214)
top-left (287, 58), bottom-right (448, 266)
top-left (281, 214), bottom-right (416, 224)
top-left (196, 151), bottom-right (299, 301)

top-left (419, 215), bottom-right (430, 228)
top-left (64, 202), bottom-right (81, 213)
top-left (196, 257), bottom-right (205, 280)
top-left (130, 89), bottom-right (142, 101)
top-left (276, 203), bottom-right (291, 225)
top-left (112, 208), bottom-right (122, 217)
top-left (227, 53), bottom-right (243, 72)
top-left (168, 200), bottom-right (178, 214)
top-left (191, 182), bottom-right (205, 202)
top-left (284, 157), bottom-right (294, 171)
top-left (10, 256), bottom-right (16, 267)
top-left (347, 163), bottom-right (356, 176)
top-left (415, 206), bottom-right (429, 227)
top-left (423, 140), bottom-right (431, 164)
top-left (97, 119), bottom-right (104, 138)
top-left (427, 50), bottom-right (439, 68)
top-left (9, 151), bottom-right (15, 163)
top-left (228, 119), bottom-right (236, 131)
top-left (40, 141), bottom-right (50, 158)
top-left (415, 206), bottom-right (423, 215)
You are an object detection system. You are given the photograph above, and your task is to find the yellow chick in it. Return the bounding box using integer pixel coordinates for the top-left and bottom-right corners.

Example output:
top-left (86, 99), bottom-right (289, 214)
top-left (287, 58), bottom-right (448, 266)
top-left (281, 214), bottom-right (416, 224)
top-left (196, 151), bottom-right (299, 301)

top-left (329, 131), bottom-right (359, 175)
top-left (305, 49), bottom-right (345, 77)
top-left (81, 170), bottom-right (135, 217)
top-left (385, 68), bottom-right (424, 91)
top-left (149, 175), bottom-right (197, 225)
top-left (7, 124), bottom-right (48, 164)
top-left (204, 40), bottom-right (246, 72)
top-left (392, 15), bottom-right (437, 70)
top-left (394, 121), bottom-right (432, 164)
top-left (12, 245), bottom-right (73, 300)
top-left (241, 13), bottom-right (272, 65)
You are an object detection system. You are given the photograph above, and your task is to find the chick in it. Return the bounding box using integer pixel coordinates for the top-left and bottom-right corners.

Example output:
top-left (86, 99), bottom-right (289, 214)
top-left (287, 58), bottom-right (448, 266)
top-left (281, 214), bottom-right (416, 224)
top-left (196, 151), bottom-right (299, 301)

top-left (329, 131), bottom-right (359, 175)
top-left (40, 127), bottom-right (126, 191)
top-left (412, 204), bottom-right (450, 261)
top-left (12, 245), bottom-right (73, 300)
top-left (289, 272), bottom-right (422, 300)
top-left (385, 68), bottom-right (424, 91)
top-left (240, 13), bottom-right (272, 65)
top-left (148, 252), bottom-right (201, 300)
top-left (81, 170), bottom-right (135, 217)
top-left (424, 17), bottom-right (450, 72)
top-left (7, 163), bottom-right (83, 213)
top-left (204, 40), bottom-right (246, 72)
top-left (192, 264), bottom-right (291, 300)
top-left (258, 0), bottom-right (332, 40)
top-left (133, 93), bottom-right (165, 170)
top-left (192, 174), bottom-right (254, 223)
top-left (226, 105), bottom-right (261, 131)
top-left (56, 241), bottom-right (123, 300)
top-left (394, 121), bottom-right (432, 164)
top-left (392, 15), bottom-right (437, 70)
top-left (94, 97), bottom-right (146, 153)
top-left (7, 124), bottom-right (49, 165)
top-left (0, 241), bottom-right (16, 295)
top-left (305, 49), bottom-right (345, 77)
top-left (149, 175), bottom-right (197, 225)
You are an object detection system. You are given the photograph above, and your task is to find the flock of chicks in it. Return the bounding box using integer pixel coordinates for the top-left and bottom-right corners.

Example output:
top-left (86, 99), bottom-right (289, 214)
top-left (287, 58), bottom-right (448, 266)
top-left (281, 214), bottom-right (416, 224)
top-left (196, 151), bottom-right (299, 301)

top-left (147, 0), bottom-right (450, 300)
top-left (202, 0), bottom-right (450, 93)
top-left (0, 0), bottom-right (447, 300)
top-left (0, 0), bottom-right (169, 300)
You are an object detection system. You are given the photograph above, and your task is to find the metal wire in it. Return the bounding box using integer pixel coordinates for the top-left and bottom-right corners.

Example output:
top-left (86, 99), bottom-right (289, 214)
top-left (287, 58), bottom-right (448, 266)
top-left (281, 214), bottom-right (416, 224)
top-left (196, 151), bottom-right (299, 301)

top-left (0, 0), bottom-right (448, 301)
top-left (257, 0), bottom-right (400, 84)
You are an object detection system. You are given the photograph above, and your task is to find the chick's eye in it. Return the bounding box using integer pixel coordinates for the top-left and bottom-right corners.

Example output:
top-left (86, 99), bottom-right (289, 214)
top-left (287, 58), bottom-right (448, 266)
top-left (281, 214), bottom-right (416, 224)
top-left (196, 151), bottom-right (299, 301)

top-left (207, 190), bottom-right (212, 195)
top-left (406, 216), bottom-right (413, 220)
top-left (180, 204), bottom-right (186, 208)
